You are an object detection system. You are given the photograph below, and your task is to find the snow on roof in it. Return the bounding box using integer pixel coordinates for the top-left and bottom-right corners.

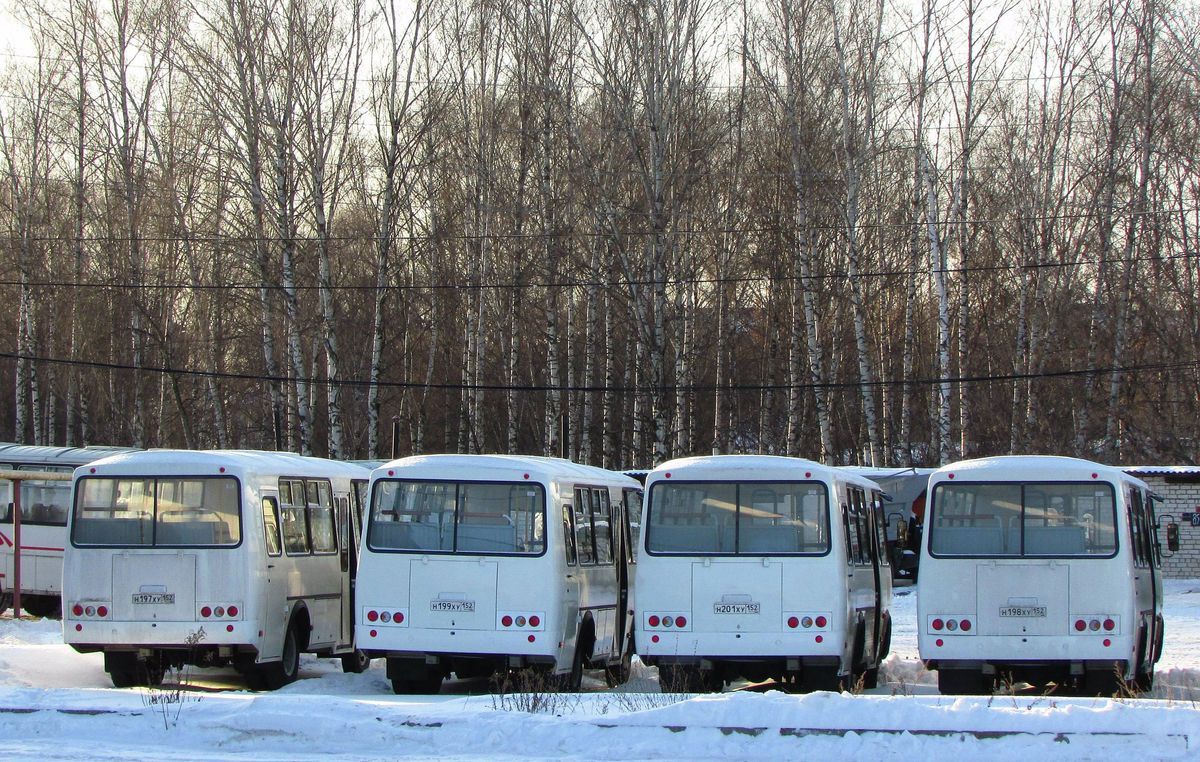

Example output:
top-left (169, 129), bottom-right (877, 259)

top-left (374, 453), bottom-right (641, 487)
top-left (0, 442), bottom-right (141, 466)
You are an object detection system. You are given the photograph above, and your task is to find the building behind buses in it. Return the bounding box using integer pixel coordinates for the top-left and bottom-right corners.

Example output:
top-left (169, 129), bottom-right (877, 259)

top-left (356, 454), bottom-right (642, 693)
top-left (0, 443), bottom-right (140, 617)
top-left (635, 455), bottom-right (893, 692)
top-left (63, 450), bottom-right (371, 689)
top-left (918, 456), bottom-right (1168, 695)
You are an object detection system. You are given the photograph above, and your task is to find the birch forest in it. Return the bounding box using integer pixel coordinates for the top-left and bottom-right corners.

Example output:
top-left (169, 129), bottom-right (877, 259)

top-left (1, 0), bottom-right (1198, 468)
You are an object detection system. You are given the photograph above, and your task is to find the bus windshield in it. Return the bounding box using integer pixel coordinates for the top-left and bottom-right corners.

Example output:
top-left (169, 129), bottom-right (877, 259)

top-left (72, 477), bottom-right (242, 547)
top-left (646, 481), bottom-right (829, 555)
top-left (368, 480), bottom-right (545, 555)
top-left (929, 482), bottom-right (1117, 557)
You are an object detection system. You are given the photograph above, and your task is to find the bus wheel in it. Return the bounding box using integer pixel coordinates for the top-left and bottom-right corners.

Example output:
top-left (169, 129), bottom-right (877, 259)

top-left (562, 644), bottom-right (585, 692)
top-left (937, 669), bottom-right (991, 695)
top-left (1082, 667), bottom-right (1121, 697)
top-left (256, 625), bottom-right (301, 691)
top-left (340, 649), bottom-right (371, 674)
top-left (802, 666), bottom-right (847, 693)
top-left (389, 659), bottom-right (443, 694)
top-left (604, 650), bottom-right (632, 688)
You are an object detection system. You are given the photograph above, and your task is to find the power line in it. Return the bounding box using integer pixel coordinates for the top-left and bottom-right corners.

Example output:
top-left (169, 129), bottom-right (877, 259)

top-left (0, 248), bottom-right (1195, 294)
top-left (1, 351), bottom-right (1196, 395)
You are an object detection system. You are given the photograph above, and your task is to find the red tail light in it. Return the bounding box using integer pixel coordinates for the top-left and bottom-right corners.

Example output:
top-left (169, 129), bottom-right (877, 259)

top-left (529, 615), bottom-right (540, 627)
top-left (788, 616), bottom-right (799, 629)
top-left (367, 610), bottom-right (379, 622)
top-left (815, 615), bottom-right (828, 628)
top-left (97, 606), bottom-right (108, 618)
top-left (675, 616), bottom-right (687, 628)
top-left (648, 615), bottom-right (660, 627)
top-left (201, 606), bottom-right (212, 618)
top-left (960, 619), bottom-right (971, 632)
top-left (932, 618), bottom-right (944, 631)
top-left (502, 615), bottom-right (513, 627)
top-left (72, 604), bottom-right (83, 617)
top-left (228, 606), bottom-right (239, 617)
top-left (1103, 619), bottom-right (1115, 632)
top-left (394, 612), bottom-right (404, 624)
top-left (1075, 619), bottom-right (1086, 631)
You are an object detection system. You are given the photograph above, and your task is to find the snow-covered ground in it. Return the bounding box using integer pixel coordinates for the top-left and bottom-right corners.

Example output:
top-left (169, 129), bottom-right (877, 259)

top-left (1, 582), bottom-right (1198, 760)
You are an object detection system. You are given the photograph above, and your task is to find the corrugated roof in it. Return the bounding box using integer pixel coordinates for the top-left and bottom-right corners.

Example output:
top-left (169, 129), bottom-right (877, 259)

top-left (1123, 465), bottom-right (1200, 476)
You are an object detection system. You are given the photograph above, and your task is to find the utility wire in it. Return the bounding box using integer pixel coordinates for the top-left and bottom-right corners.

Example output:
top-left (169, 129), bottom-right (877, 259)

top-left (1, 351), bottom-right (1195, 394)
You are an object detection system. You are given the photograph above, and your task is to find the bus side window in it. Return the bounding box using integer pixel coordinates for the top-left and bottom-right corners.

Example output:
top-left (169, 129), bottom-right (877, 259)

top-left (873, 493), bottom-right (890, 567)
top-left (624, 489), bottom-right (642, 562)
top-left (593, 488), bottom-right (613, 564)
top-left (843, 497), bottom-right (860, 565)
top-left (310, 480), bottom-right (337, 554)
top-left (336, 495), bottom-right (351, 572)
top-left (563, 505), bottom-right (577, 566)
top-left (262, 497), bottom-right (282, 557)
top-left (574, 488), bottom-right (596, 565)
top-left (281, 479), bottom-right (311, 555)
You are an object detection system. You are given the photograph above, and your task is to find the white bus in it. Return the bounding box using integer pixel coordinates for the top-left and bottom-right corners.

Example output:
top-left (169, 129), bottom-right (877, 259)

top-left (356, 454), bottom-right (643, 694)
top-left (918, 456), bottom-right (1168, 695)
top-left (635, 455), bottom-right (893, 692)
top-left (62, 450), bottom-right (372, 689)
top-left (0, 443), bottom-right (140, 617)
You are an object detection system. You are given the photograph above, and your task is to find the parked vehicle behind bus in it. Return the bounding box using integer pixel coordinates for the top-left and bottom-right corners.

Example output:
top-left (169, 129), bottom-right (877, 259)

top-left (0, 443), bottom-right (140, 617)
top-left (356, 454), bottom-right (642, 694)
top-left (635, 455), bottom-right (893, 692)
top-left (918, 456), bottom-right (1169, 695)
top-left (63, 450), bottom-right (371, 689)
top-left (841, 466), bottom-right (933, 582)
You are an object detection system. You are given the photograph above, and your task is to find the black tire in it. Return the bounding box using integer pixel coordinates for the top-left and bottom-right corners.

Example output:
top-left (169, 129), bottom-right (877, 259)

top-left (563, 643), bottom-right (585, 692)
top-left (861, 667), bottom-right (879, 690)
top-left (802, 665), bottom-right (848, 693)
top-left (340, 649), bottom-right (371, 674)
top-left (254, 625), bottom-right (300, 691)
top-left (604, 649), bottom-right (632, 688)
top-left (1082, 667), bottom-right (1121, 697)
top-left (22, 595), bottom-right (62, 619)
top-left (938, 668), bottom-right (991, 696)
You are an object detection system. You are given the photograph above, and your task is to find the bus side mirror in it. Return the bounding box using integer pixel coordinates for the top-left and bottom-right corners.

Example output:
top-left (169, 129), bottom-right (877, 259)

top-left (887, 511), bottom-right (908, 545)
top-left (1166, 522), bottom-right (1180, 553)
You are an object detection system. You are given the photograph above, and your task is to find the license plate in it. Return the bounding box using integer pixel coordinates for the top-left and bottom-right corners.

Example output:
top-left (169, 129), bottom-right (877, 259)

top-left (713, 602), bottom-right (760, 615)
top-left (430, 600), bottom-right (475, 613)
top-left (132, 593), bottom-right (175, 605)
top-left (999, 606), bottom-right (1046, 618)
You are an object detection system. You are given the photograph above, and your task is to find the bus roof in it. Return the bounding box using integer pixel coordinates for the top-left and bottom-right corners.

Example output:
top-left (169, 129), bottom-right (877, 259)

top-left (0, 443), bottom-right (141, 466)
top-left (932, 456), bottom-right (1148, 488)
top-left (76, 449), bottom-right (371, 480)
top-left (647, 455), bottom-right (882, 490)
top-left (373, 454), bottom-right (641, 488)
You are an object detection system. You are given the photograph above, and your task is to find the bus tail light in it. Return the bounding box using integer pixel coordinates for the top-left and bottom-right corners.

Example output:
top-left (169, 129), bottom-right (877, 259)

top-left (1071, 615), bottom-right (1118, 635)
top-left (367, 610), bottom-right (379, 622)
top-left (71, 602), bottom-right (112, 620)
top-left (644, 612), bottom-right (690, 630)
top-left (929, 616), bottom-right (975, 635)
top-left (784, 612), bottom-right (830, 631)
top-left (497, 611), bottom-right (544, 630)
top-left (72, 604), bottom-right (84, 617)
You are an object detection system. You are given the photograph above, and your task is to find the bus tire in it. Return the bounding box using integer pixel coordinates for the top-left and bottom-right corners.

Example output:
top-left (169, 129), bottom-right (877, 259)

top-left (340, 649), bottom-right (371, 674)
top-left (604, 649), bottom-right (632, 688)
top-left (937, 668), bottom-right (990, 695)
top-left (802, 665), bottom-right (847, 693)
top-left (255, 624), bottom-right (301, 691)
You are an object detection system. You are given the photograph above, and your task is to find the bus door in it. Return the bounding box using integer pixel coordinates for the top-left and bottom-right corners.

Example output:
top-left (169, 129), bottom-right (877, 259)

top-left (336, 493), bottom-right (355, 648)
top-left (259, 487), bottom-right (286, 660)
top-left (847, 487), bottom-right (882, 664)
top-left (616, 488), bottom-right (641, 657)
top-left (561, 497), bottom-right (582, 656)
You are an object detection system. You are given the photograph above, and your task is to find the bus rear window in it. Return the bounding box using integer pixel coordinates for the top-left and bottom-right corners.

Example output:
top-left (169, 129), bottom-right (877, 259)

top-left (73, 477), bottom-right (241, 547)
top-left (930, 482), bottom-right (1116, 557)
top-left (369, 480), bottom-right (545, 555)
top-left (646, 481), bottom-right (829, 555)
